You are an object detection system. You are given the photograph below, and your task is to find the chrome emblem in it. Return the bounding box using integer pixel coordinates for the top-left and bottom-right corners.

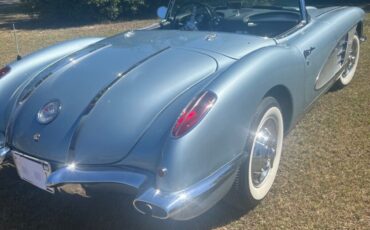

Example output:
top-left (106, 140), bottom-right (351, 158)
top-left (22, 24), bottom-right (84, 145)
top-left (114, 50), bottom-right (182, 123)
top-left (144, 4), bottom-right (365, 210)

top-left (37, 100), bottom-right (61, 124)
top-left (205, 33), bottom-right (217, 41)
top-left (33, 133), bottom-right (41, 142)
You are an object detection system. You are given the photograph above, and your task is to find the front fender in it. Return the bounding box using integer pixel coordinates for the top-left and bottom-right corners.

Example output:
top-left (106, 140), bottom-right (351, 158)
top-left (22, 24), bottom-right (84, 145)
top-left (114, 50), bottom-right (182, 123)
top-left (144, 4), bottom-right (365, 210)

top-left (158, 45), bottom-right (306, 192)
top-left (0, 37), bottom-right (103, 132)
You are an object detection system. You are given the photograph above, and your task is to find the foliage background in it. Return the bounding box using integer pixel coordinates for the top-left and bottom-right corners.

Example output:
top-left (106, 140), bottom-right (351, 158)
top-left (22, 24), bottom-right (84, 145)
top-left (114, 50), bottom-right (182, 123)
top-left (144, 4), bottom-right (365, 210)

top-left (20, 0), bottom-right (370, 21)
top-left (20, 0), bottom-right (168, 20)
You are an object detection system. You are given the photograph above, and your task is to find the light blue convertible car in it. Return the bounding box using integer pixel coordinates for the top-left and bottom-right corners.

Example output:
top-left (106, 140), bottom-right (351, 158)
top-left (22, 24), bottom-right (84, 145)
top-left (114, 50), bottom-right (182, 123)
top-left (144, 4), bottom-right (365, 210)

top-left (0, 0), bottom-right (366, 221)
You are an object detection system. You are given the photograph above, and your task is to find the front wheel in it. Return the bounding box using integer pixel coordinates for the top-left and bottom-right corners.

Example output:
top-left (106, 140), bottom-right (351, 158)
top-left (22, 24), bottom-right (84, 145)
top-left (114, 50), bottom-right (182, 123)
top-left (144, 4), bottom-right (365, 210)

top-left (232, 97), bottom-right (284, 208)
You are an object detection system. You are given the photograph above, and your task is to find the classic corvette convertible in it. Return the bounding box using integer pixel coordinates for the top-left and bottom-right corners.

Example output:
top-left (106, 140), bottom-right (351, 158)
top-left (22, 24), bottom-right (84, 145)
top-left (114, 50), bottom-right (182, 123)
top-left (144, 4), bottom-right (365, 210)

top-left (0, 0), bottom-right (366, 221)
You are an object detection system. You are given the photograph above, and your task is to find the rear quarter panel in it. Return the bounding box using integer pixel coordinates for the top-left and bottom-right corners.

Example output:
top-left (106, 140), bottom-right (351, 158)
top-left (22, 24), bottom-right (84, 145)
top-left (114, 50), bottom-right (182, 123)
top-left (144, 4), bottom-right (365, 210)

top-left (157, 6), bottom-right (366, 193)
top-left (157, 45), bottom-right (306, 192)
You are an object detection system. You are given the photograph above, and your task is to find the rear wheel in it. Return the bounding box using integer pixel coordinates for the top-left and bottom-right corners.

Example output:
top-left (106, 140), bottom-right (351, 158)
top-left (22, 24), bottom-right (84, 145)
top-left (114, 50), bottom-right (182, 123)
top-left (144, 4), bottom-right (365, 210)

top-left (338, 34), bottom-right (360, 87)
top-left (231, 97), bottom-right (284, 208)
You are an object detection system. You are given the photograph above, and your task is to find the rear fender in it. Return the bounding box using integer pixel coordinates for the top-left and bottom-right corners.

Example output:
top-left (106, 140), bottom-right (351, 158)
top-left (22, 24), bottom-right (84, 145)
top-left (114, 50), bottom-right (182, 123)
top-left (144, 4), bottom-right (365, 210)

top-left (157, 45), bottom-right (306, 192)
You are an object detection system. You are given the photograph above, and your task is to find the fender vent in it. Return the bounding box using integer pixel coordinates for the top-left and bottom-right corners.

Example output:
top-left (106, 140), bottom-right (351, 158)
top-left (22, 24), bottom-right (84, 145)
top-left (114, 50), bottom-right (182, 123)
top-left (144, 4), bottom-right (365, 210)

top-left (337, 34), bottom-right (349, 66)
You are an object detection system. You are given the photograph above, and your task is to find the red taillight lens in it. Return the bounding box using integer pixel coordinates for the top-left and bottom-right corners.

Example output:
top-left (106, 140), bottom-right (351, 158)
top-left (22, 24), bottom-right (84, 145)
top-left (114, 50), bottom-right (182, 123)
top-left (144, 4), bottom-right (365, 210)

top-left (172, 91), bottom-right (217, 138)
top-left (0, 66), bottom-right (11, 79)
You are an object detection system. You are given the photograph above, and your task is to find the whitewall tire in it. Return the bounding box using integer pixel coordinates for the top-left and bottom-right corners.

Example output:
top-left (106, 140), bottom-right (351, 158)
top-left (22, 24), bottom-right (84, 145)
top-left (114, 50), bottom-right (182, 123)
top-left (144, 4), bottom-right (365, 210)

top-left (230, 97), bottom-right (284, 209)
top-left (248, 106), bottom-right (284, 200)
top-left (338, 35), bottom-right (360, 86)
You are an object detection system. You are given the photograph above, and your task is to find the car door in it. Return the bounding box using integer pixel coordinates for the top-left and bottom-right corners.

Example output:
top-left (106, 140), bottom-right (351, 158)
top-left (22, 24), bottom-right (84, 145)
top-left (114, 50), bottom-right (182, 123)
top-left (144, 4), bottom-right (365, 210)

top-left (277, 17), bottom-right (351, 108)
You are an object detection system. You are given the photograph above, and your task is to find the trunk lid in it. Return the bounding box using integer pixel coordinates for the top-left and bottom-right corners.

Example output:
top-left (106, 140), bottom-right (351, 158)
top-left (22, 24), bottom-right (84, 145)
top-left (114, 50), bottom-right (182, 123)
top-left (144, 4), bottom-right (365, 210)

top-left (10, 30), bottom-right (274, 164)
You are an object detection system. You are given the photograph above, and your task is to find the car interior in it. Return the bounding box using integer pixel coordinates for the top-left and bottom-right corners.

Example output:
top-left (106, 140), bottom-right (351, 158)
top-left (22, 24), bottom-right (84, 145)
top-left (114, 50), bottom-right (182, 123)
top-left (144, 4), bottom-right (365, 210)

top-left (159, 1), bottom-right (303, 38)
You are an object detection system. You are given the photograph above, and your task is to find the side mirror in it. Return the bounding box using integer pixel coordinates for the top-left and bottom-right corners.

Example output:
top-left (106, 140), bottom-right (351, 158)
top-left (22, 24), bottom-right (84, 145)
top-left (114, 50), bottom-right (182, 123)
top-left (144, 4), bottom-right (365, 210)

top-left (157, 6), bottom-right (168, 19)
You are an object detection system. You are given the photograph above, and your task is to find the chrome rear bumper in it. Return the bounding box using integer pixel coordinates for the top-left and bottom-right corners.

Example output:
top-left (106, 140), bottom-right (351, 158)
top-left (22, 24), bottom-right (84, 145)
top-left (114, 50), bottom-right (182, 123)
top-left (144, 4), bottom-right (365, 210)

top-left (46, 155), bottom-right (241, 220)
top-left (47, 166), bottom-right (150, 195)
top-left (4, 145), bottom-right (241, 220)
top-left (133, 156), bottom-right (240, 220)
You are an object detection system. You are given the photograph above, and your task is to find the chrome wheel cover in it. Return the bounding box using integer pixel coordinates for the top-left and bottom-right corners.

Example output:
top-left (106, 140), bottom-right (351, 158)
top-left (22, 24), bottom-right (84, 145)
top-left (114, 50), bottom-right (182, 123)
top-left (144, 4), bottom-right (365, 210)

top-left (251, 118), bottom-right (278, 187)
top-left (339, 35), bottom-right (360, 86)
top-left (343, 36), bottom-right (359, 78)
top-left (248, 106), bottom-right (284, 200)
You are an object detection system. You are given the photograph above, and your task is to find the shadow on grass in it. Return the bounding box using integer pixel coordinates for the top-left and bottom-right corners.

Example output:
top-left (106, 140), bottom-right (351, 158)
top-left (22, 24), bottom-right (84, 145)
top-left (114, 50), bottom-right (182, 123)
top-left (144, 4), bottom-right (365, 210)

top-left (0, 164), bottom-right (250, 230)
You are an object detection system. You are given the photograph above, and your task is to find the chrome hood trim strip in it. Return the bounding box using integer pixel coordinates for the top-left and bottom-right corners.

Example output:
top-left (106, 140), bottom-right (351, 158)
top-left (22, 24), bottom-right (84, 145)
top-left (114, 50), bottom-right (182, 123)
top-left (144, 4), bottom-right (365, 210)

top-left (66, 47), bottom-right (171, 163)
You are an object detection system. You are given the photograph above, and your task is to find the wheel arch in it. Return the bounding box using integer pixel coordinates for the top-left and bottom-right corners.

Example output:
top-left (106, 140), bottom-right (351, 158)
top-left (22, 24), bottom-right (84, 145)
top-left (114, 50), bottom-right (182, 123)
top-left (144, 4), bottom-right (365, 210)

top-left (264, 85), bottom-right (293, 134)
top-left (356, 21), bottom-right (364, 38)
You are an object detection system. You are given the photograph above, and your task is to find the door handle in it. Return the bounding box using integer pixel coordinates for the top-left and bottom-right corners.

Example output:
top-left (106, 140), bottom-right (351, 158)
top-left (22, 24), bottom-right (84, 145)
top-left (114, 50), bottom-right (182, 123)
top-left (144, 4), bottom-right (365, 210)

top-left (304, 47), bottom-right (316, 59)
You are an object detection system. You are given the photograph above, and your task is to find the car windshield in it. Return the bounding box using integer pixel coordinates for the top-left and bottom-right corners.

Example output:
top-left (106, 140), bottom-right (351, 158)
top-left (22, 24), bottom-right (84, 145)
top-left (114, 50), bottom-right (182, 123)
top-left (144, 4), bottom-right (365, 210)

top-left (162, 0), bottom-right (303, 37)
top-left (167, 0), bottom-right (301, 17)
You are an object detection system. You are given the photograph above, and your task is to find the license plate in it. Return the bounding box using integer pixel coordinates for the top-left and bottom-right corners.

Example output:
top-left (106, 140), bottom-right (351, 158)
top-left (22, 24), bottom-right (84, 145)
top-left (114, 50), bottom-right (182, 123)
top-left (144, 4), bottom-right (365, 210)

top-left (13, 152), bottom-right (54, 193)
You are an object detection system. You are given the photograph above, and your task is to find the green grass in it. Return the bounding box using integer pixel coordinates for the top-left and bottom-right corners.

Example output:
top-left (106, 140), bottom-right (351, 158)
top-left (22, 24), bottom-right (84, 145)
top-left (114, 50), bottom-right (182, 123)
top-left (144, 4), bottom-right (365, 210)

top-left (0, 3), bottom-right (369, 230)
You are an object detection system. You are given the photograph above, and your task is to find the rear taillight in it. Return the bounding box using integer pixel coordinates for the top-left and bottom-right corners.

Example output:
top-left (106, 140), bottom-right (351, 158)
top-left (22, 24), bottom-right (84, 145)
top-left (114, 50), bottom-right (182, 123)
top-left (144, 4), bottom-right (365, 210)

top-left (0, 66), bottom-right (11, 79)
top-left (172, 91), bottom-right (217, 138)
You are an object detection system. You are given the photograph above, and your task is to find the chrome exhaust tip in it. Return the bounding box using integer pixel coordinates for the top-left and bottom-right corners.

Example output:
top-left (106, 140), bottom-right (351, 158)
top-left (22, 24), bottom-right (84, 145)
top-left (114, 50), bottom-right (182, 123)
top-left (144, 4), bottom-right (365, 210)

top-left (133, 200), bottom-right (169, 219)
top-left (132, 155), bottom-right (241, 220)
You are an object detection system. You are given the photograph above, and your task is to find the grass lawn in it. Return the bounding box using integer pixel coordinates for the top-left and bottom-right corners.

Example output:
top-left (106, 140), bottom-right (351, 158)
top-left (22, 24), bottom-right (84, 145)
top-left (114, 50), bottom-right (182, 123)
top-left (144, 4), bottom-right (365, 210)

top-left (0, 2), bottom-right (369, 230)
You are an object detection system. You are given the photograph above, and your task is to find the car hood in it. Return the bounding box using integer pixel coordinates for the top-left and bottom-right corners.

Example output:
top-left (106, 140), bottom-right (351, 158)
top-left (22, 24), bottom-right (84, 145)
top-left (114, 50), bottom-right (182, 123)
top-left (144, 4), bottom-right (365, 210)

top-left (10, 30), bottom-right (275, 165)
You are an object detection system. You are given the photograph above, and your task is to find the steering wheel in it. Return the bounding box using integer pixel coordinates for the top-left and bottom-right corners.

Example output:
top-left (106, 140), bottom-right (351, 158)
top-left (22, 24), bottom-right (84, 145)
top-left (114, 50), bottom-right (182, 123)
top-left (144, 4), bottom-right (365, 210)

top-left (174, 2), bottom-right (214, 31)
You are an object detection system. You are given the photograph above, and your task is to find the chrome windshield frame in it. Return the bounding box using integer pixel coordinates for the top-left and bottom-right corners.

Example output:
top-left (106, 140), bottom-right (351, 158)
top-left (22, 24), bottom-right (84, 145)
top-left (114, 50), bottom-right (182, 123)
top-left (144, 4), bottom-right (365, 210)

top-left (299, 0), bottom-right (309, 23)
top-left (166, 0), bottom-right (309, 24)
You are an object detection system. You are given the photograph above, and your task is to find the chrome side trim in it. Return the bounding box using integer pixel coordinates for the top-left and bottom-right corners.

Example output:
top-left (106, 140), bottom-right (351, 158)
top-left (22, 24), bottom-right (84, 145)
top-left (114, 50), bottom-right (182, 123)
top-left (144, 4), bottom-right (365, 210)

top-left (133, 154), bottom-right (242, 220)
top-left (138, 23), bottom-right (161, 31)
